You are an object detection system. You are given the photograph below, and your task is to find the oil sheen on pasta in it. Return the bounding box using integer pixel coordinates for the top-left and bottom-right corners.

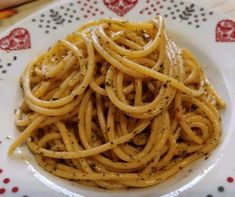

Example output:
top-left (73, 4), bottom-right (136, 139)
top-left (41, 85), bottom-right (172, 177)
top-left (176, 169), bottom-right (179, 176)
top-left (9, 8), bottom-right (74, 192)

top-left (9, 16), bottom-right (225, 189)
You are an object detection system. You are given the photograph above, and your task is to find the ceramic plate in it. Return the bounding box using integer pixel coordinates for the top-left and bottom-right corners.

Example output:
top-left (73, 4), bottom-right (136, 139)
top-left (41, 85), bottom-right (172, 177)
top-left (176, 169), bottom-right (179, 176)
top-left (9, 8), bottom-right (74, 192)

top-left (0, 0), bottom-right (235, 196)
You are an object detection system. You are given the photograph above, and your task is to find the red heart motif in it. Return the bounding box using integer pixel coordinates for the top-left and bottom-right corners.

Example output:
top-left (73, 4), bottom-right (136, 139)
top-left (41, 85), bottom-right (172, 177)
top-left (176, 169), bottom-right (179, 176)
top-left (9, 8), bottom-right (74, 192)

top-left (0, 28), bottom-right (31, 51)
top-left (216, 19), bottom-right (235, 42)
top-left (103, 0), bottom-right (138, 16)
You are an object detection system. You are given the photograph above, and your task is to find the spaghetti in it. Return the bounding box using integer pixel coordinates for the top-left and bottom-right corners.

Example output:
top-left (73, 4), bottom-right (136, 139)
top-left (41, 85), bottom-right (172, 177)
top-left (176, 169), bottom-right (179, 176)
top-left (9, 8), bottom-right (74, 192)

top-left (9, 16), bottom-right (225, 189)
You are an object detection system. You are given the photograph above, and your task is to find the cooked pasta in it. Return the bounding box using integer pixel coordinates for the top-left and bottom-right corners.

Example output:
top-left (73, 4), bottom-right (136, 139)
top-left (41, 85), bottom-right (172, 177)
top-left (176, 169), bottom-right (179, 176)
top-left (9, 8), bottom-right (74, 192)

top-left (9, 16), bottom-right (225, 189)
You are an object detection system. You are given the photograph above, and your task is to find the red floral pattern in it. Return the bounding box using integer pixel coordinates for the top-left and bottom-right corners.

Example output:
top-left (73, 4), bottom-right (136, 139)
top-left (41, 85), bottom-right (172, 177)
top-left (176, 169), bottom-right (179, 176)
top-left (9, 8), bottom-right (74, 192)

top-left (0, 28), bottom-right (31, 51)
top-left (216, 19), bottom-right (235, 42)
top-left (0, 168), bottom-right (20, 195)
top-left (103, 0), bottom-right (138, 16)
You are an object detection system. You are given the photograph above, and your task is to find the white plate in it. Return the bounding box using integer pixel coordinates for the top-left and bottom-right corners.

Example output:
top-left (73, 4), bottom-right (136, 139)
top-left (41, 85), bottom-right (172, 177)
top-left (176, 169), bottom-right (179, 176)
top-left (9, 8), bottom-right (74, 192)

top-left (0, 0), bottom-right (235, 196)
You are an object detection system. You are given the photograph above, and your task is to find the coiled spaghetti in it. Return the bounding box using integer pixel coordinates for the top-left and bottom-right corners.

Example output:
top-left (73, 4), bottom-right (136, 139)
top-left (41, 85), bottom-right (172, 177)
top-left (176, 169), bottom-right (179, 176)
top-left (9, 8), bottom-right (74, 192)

top-left (9, 16), bottom-right (225, 189)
